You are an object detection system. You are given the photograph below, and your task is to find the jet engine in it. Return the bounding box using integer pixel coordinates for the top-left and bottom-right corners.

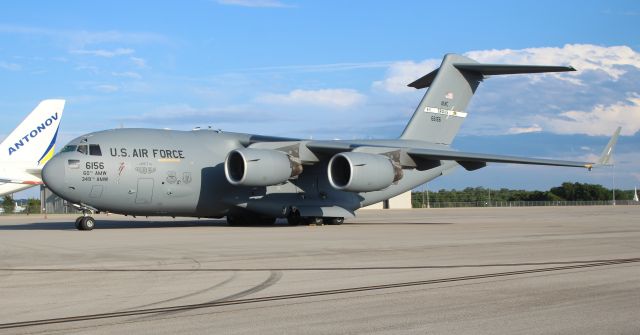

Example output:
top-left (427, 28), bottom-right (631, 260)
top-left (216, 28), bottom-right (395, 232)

top-left (224, 148), bottom-right (303, 186)
top-left (327, 152), bottom-right (403, 192)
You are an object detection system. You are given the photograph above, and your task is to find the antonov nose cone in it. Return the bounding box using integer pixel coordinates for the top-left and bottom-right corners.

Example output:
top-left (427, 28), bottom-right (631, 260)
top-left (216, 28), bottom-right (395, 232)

top-left (42, 156), bottom-right (65, 195)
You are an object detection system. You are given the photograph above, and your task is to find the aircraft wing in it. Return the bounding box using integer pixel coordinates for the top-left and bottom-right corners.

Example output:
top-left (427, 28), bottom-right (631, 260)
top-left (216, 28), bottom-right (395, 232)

top-left (305, 141), bottom-right (594, 171)
top-left (0, 168), bottom-right (43, 185)
top-left (405, 147), bottom-right (592, 170)
top-left (0, 176), bottom-right (43, 185)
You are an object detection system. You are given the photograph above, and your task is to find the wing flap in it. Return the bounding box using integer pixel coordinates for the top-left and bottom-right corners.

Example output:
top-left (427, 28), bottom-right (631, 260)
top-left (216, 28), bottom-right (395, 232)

top-left (305, 140), bottom-right (359, 154)
top-left (407, 148), bottom-right (592, 170)
top-left (306, 141), bottom-right (592, 170)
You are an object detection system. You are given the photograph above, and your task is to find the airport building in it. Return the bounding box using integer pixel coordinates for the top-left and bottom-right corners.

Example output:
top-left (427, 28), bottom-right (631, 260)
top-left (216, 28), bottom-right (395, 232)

top-left (41, 186), bottom-right (76, 214)
top-left (361, 191), bottom-right (412, 209)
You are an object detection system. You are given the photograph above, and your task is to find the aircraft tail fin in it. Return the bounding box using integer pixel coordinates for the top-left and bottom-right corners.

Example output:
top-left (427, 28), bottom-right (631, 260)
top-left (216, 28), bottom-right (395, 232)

top-left (400, 54), bottom-right (575, 145)
top-left (596, 126), bottom-right (621, 166)
top-left (0, 99), bottom-right (65, 165)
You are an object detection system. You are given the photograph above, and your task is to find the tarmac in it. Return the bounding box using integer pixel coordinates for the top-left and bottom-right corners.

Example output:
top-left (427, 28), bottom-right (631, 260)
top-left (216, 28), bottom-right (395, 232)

top-left (0, 206), bottom-right (639, 334)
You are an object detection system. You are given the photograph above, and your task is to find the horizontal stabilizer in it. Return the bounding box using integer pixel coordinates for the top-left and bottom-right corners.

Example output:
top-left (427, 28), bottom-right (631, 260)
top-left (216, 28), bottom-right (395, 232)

top-left (408, 62), bottom-right (575, 89)
top-left (407, 69), bottom-right (440, 89)
top-left (454, 63), bottom-right (576, 75)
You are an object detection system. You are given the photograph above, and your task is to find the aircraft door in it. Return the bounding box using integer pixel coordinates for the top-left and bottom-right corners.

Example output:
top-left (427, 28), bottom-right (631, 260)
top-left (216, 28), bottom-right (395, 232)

top-left (135, 178), bottom-right (154, 204)
top-left (89, 185), bottom-right (103, 198)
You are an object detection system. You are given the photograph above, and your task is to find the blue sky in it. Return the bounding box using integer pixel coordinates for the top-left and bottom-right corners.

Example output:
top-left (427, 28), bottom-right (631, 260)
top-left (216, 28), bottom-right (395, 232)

top-left (1, 0), bottom-right (639, 198)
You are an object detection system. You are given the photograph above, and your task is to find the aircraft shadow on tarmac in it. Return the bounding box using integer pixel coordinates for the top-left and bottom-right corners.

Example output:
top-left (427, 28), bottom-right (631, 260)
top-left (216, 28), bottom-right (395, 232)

top-left (0, 219), bottom-right (453, 230)
top-left (353, 222), bottom-right (453, 225)
top-left (0, 219), bottom-right (230, 230)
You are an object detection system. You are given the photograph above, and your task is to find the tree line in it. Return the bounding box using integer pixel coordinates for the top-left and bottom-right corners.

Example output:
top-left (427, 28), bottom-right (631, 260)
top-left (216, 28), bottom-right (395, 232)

top-left (413, 182), bottom-right (636, 206)
top-left (1, 195), bottom-right (41, 214)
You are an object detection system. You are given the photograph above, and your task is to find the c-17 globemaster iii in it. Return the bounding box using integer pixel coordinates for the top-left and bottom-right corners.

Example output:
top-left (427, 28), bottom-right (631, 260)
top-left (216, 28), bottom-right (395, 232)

top-left (42, 54), bottom-right (620, 230)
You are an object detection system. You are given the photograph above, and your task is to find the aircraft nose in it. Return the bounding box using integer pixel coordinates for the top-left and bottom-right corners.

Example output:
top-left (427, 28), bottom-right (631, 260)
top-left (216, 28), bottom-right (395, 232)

top-left (42, 156), bottom-right (65, 194)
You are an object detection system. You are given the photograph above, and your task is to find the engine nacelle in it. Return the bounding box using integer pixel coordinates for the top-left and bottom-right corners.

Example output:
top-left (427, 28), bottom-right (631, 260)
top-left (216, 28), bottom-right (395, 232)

top-left (327, 152), bottom-right (402, 192)
top-left (224, 148), bottom-right (303, 186)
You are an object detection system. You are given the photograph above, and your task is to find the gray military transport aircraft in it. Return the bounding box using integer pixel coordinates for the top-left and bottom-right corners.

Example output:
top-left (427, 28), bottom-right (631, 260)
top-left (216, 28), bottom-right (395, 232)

top-left (42, 54), bottom-right (620, 230)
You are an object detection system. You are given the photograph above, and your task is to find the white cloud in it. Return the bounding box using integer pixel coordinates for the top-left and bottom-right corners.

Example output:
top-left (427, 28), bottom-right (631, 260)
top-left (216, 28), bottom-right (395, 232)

top-left (507, 124), bottom-right (542, 134)
top-left (371, 44), bottom-right (640, 137)
top-left (465, 44), bottom-right (640, 81)
top-left (112, 71), bottom-right (142, 79)
top-left (74, 64), bottom-right (99, 73)
top-left (372, 59), bottom-right (439, 94)
top-left (130, 56), bottom-right (147, 68)
top-left (238, 61), bottom-right (394, 73)
top-left (94, 84), bottom-right (119, 93)
top-left (216, 0), bottom-right (293, 8)
top-left (375, 44), bottom-right (640, 95)
top-left (257, 89), bottom-right (365, 108)
top-left (0, 24), bottom-right (167, 48)
top-left (0, 61), bottom-right (21, 71)
top-left (117, 103), bottom-right (272, 125)
top-left (71, 48), bottom-right (134, 57)
top-left (540, 94), bottom-right (640, 136)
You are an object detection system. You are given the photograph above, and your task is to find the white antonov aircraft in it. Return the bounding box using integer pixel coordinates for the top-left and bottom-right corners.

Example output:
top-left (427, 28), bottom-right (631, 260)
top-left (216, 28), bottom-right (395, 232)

top-left (0, 99), bottom-right (65, 196)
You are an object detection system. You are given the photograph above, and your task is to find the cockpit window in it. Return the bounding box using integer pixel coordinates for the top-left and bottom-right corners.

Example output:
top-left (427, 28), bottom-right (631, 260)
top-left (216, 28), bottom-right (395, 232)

top-left (61, 145), bottom-right (77, 153)
top-left (89, 144), bottom-right (102, 156)
top-left (77, 145), bottom-right (88, 155)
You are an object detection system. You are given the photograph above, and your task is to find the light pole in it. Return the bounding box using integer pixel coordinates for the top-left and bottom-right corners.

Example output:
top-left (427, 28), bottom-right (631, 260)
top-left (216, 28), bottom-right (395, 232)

top-left (41, 185), bottom-right (47, 219)
top-left (426, 183), bottom-right (430, 208)
top-left (612, 163), bottom-right (616, 206)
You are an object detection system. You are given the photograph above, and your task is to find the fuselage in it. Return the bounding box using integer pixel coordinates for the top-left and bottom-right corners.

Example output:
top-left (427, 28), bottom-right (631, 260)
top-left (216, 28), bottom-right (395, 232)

top-left (42, 128), bottom-right (454, 218)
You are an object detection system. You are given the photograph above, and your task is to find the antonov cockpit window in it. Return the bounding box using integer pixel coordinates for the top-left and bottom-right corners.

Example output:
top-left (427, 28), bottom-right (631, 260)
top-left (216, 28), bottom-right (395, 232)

top-left (77, 145), bottom-right (88, 155)
top-left (89, 144), bottom-right (102, 156)
top-left (61, 145), bottom-right (77, 153)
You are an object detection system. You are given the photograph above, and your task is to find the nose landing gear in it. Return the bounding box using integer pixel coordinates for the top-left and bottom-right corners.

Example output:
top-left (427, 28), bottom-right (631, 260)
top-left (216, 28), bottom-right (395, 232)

top-left (75, 215), bottom-right (95, 231)
top-left (71, 203), bottom-right (96, 231)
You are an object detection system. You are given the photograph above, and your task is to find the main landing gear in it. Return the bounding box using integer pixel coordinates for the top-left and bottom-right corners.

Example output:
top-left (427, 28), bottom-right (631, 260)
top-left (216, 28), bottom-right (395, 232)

top-left (226, 209), bottom-right (345, 227)
top-left (286, 208), bottom-right (344, 226)
top-left (323, 217), bottom-right (344, 225)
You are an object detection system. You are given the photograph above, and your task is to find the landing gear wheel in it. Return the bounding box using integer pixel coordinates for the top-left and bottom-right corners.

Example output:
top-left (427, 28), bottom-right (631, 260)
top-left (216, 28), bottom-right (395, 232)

top-left (305, 217), bottom-right (323, 225)
top-left (287, 209), bottom-right (301, 226)
top-left (323, 217), bottom-right (344, 225)
top-left (74, 217), bottom-right (83, 230)
top-left (79, 216), bottom-right (95, 231)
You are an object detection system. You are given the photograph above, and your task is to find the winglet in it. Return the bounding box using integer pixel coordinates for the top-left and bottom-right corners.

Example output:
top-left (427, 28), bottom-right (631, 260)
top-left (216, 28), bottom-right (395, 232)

top-left (597, 126), bottom-right (621, 166)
